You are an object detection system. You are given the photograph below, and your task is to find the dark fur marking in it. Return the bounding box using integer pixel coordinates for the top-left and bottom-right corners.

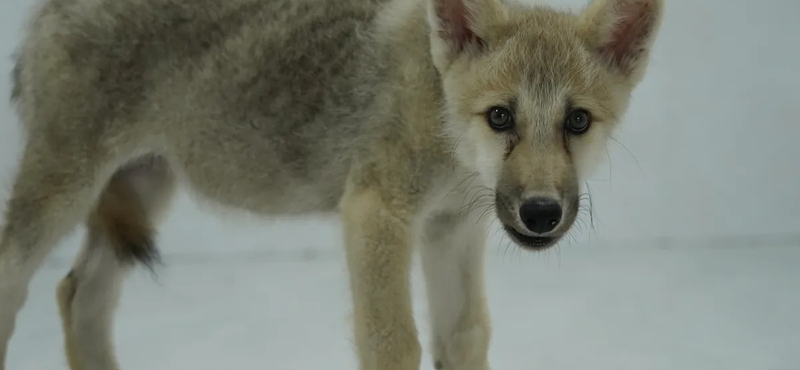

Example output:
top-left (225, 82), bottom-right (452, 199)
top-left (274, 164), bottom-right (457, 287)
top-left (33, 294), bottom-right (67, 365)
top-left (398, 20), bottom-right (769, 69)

top-left (90, 171), bottom-right (163, 270)
top-left (502, 98), bottom-right (519, 159)
top-left (561, 98), bottom-right (575, 156)
top-left (109, 224), bottom-right (161, 269)
top-left (10, 56), bottom-right (21, 102)
top-left (504, 132), bottom-right (519, 159)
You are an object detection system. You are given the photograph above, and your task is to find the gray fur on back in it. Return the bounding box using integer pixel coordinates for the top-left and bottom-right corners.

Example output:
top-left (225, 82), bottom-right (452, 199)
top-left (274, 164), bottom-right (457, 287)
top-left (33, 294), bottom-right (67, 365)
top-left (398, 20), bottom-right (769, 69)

top-left (13, 0), bottom-right (415, 214)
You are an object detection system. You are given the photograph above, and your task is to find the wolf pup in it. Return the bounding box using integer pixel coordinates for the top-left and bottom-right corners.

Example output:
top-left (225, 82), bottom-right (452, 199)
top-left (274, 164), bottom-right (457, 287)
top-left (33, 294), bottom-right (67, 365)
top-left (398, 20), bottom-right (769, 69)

top-left (0, 0), bottom-right (663, 368)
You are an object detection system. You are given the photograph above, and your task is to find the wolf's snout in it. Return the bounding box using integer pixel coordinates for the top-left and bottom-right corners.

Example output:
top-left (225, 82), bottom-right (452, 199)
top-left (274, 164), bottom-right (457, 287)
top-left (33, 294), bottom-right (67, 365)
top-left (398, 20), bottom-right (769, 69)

top-left (519, 197), bottom-right (562, 234)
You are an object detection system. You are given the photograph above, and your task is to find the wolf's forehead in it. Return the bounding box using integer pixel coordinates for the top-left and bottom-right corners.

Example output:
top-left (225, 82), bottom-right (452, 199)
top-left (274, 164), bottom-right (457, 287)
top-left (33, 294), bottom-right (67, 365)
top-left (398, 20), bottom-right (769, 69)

top-left (519, 80), bottom-right (567, 115)
top-left (491, 27), bottom-right (593, 90)
top-left (464, 25), bottom-right (599, 115)
top-left (513, 64), bottom-right (587, 135)
top-left (518, 39), bottom-right (599, 107)
top-left (523, 38), bottom-right (590, 85)
top-left (514, 65), bottom-right (580, 123)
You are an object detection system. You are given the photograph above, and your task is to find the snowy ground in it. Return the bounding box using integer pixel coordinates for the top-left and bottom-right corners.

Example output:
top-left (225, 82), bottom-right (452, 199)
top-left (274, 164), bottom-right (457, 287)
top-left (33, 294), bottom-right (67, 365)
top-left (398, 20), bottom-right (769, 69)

top-left (1, 0), bottom-right (800, 369)
top-left (7, 237), bottom-right (800, 370)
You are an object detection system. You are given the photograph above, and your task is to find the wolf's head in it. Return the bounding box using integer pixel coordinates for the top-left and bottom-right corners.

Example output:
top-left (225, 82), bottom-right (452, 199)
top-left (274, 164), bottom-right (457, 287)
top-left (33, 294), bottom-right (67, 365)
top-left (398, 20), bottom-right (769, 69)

top-left (428, 0), bottom-right (663, 249)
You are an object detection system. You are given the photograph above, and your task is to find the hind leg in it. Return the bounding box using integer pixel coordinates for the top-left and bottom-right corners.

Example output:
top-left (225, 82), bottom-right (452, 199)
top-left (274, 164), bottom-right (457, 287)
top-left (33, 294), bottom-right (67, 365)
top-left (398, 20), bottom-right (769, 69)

top-left (56, 156), bottom-right (175, 370)
top-left (0, 139), bottom-right (126, 369)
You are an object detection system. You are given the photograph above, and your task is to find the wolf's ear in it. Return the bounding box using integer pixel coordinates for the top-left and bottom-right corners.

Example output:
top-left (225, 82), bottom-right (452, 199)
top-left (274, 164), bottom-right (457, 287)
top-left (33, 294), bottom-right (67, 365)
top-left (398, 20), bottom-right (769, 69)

top-left (427, 0), bottom-right (505, 71)
top-left (579, 0), bottom-right (664, 83)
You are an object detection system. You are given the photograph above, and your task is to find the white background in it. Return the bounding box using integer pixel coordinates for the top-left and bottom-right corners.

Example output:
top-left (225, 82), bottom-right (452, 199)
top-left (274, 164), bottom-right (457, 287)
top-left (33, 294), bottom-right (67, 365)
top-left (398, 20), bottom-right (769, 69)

top-left (1, 0), bottom-right (798, 369)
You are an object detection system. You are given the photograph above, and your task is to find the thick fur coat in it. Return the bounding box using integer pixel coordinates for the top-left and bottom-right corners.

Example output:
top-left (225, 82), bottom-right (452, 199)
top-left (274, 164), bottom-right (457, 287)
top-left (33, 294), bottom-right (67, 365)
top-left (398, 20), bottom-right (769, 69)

top-left (0, 0), bottom-right (663, 369)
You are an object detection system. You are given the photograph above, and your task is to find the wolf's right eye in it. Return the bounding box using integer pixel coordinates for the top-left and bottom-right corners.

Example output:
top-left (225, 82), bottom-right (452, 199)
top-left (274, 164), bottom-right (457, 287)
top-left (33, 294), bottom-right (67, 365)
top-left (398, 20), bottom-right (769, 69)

top-left (487, 107), bottom-right (514, 131)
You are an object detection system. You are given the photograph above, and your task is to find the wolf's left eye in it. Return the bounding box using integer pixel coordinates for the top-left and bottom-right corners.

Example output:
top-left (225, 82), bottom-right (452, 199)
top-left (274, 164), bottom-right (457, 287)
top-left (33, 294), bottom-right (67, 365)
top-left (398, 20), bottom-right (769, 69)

top-left (565, 109), bottom-right (591, 134)
top-left (487, 107), bottom-right (514, 131)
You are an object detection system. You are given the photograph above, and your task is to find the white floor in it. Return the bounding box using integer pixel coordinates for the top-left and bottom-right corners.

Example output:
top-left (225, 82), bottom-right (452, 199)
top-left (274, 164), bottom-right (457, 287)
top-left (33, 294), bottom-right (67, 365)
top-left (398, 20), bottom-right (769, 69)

top-left (7, 236), bottom-right (800, 370)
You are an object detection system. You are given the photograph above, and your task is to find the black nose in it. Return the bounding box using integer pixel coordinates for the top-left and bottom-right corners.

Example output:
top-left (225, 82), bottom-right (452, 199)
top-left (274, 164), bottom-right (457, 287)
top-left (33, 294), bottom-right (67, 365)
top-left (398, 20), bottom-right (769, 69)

top-left (519, 197), bottom-right (562, 234)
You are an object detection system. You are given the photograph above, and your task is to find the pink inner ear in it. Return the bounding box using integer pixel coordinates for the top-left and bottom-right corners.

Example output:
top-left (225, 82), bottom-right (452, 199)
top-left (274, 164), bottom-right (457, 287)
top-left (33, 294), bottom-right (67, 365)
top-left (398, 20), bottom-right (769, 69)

top-left (437, 0), bottom-right (484, 52)
top-left (601, 1), bottom-right (655, 67)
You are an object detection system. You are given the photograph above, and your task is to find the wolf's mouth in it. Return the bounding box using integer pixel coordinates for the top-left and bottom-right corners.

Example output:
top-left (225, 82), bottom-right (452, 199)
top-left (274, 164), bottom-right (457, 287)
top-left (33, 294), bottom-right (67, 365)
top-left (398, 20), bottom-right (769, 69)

top-left (503, 225), bottom-right (558, 250)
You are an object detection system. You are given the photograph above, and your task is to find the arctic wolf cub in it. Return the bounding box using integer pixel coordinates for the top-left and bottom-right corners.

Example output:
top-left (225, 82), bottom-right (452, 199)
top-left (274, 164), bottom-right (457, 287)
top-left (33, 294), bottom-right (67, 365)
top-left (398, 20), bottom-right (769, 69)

top-left (0, 0), bottom-right (663, 368)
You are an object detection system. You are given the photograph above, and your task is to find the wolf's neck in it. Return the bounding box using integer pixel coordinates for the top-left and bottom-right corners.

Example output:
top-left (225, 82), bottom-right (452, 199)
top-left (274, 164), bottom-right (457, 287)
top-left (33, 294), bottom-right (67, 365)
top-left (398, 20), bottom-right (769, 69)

top-left (370, 0), bottom-right (448, 128)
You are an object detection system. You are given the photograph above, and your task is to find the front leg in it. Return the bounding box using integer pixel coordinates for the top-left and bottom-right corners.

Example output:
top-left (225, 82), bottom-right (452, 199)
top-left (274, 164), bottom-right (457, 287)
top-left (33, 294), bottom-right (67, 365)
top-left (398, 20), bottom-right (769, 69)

top-left (421, 212), bottom-right (492, 370)
top-left (341, 187), bottom-right (422, 370)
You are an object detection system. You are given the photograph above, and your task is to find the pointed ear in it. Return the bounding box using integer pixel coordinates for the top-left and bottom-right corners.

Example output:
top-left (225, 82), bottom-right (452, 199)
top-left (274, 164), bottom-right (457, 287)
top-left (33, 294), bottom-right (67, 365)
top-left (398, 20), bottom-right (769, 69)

top-left (579, 0), bottom-right (664, 83)
top-left (427, 0), bottom-right (505, 71)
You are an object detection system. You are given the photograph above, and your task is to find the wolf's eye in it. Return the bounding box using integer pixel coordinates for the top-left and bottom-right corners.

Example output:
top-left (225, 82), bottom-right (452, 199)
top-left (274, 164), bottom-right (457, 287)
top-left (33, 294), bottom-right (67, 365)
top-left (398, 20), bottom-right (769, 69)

top-left (565, 109), bottom-right (591, 134)
top-left (487, 107), bottom-right (514, 131)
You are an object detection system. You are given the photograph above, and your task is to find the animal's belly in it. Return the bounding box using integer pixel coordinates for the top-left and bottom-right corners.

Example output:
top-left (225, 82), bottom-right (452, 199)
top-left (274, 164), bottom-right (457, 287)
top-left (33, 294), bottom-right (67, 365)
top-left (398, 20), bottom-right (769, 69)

top-left (168, 134), bottom-right (348, 216)
top-left (179, 165), bottom-right (346, 215)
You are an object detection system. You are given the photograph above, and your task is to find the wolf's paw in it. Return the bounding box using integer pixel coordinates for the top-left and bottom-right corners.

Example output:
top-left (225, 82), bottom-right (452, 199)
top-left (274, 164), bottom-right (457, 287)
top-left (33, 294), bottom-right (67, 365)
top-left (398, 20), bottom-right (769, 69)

top-left (432, 326), bottom-right (490, 370)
